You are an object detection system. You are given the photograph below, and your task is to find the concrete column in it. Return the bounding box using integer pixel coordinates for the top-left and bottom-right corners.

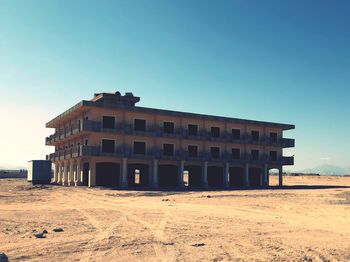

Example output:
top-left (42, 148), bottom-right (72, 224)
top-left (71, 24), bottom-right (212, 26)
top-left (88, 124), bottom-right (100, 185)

top-left (244, 163), bottom-right (249, 187)
top-left (278, 166), bottom-right (283, 188)
top-left (57, 163), bottom-right (63, 184)
top-left (53, 163), bottom-right (59, 183)
top-left (63, 162), bottom-right (68, 186)
top-left (152, 159), bottom-right (158, 188)
top-left (68, 162), bottom-right (74, 186)
top-left (178, 160), bottom-right (185, 187)
top-left (224, 162), bottom-right (230, 188)
top-left (75, 161), bottom-right (81, 186)
top-left (263, 164), bottom-right (268, 187)
top-left (88, 161), bottom-right (96, 187)
top-left (121, 158), bottom-right (128, 188)
top-left (202, 161), bottom-right (208, 188)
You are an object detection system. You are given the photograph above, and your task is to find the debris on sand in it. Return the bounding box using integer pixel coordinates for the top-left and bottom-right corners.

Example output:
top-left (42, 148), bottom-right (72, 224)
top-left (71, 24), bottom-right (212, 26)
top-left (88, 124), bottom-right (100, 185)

top-left (33, 233), bottom-right (46, 238)
top-left (162, 199), bottom-right (170, 201)
top-left (302, 255), bottom-right (313, 262)
top-left (0, 252), bottom-right (8, 262)
top-left (42, 230), bottom-right (48, 234)
top-left (191, 243), bottom-right (206, 247)
top-left (206, 195), bottom-right (212, 198)
top-left (162, 242), bottom-right (174, 246)
top-left (53, 228), bottom-right (64, 232)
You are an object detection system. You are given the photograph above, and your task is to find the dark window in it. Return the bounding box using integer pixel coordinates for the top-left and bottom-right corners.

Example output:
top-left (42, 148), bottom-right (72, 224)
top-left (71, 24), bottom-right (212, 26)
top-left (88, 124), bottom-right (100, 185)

top-left (101, 139), bottom-right (115, 153)
top-left (134, 119), bottom-right (146, 131)
top-left (270, 132), bottom-right (278, 143)
top-left (188, 145), bottom-right (198, 158)
top-left (85, 139), bottom-right (88, 146)
top-left (163, 144), bottom-right (174, 156)
top-left (232, 148), bottom-right (240, 160)
top-left (251, 149), bottom-right (259, 160)
top-left (232, 129), bottom-right (241, 139)
top-left (251, 131), bottom-right (260, 141)
top-left (78, 120), bottom-right (81, 131)
top-left (211, 127), bottom-right (220, 138)
top-left (270, 151), bottom-right (278, 161)
top-left (163, 122), bottom-right (174, 134)
top-left (211, 147), bottom-right (220, 159)
top-left (188, 124), bottom-right (198, 136)
top-left (102, 116), bottom-right (116, 129)
top-left (133, 141), bottom-right (146, 155)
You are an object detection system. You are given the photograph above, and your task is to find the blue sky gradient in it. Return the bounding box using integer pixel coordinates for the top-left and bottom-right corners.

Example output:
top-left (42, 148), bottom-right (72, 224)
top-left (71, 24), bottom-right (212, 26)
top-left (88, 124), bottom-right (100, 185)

top-left (1, 0), bottom-right (349, 170)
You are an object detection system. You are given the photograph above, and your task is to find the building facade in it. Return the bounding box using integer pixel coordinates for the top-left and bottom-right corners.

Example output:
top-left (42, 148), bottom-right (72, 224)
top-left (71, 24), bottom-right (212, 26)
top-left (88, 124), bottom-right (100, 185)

top-left (46, 92), bottom-right (295, 188)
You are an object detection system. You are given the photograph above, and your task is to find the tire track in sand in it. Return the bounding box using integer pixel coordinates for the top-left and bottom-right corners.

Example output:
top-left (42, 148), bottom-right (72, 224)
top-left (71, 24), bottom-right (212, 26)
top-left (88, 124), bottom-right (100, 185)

top-left (53, 192), bottom-right (126, 262)
top-left (80, 191), bottom-right (175, 262)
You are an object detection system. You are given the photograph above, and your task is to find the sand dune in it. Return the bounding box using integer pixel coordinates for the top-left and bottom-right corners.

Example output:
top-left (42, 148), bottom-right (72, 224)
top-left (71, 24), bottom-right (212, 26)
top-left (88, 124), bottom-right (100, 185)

top-left (0, 176), bottom-right (349, 261)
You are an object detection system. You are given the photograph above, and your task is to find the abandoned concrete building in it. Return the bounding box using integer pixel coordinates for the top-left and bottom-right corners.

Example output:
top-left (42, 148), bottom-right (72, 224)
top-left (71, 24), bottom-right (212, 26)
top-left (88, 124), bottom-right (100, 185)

top-left (46, 92), bottom-right (294, 188)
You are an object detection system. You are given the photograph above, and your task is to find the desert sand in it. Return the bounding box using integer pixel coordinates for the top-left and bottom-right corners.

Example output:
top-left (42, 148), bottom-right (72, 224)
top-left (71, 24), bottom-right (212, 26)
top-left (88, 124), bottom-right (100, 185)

top-left (0, 176), bottom-right (349, 262)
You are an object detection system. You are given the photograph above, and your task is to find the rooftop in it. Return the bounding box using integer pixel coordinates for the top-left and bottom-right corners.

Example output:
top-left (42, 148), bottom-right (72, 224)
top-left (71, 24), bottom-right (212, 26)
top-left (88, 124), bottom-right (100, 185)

top-left (46, 92), bottom-right (295, 130)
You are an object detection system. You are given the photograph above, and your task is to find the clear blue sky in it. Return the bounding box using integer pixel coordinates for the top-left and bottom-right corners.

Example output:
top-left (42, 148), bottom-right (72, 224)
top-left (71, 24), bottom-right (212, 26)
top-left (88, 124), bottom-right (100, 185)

top-left (1, 0), bottom-right (349, 170)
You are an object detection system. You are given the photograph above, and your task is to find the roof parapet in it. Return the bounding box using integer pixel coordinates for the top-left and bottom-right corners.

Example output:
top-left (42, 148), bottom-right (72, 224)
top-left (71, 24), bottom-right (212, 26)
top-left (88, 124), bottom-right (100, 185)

top-left (91, 91), bottom-right (140, 107)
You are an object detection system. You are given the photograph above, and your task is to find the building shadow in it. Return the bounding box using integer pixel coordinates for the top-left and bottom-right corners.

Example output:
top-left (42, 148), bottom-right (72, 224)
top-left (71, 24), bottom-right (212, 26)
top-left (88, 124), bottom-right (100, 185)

top-left (99, 184), bottom-right (350, 194)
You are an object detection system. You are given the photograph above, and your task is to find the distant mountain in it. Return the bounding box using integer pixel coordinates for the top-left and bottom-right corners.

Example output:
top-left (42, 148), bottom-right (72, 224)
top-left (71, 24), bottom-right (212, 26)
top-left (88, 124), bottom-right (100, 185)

top-left (299, 164), bottom-right (350, 176)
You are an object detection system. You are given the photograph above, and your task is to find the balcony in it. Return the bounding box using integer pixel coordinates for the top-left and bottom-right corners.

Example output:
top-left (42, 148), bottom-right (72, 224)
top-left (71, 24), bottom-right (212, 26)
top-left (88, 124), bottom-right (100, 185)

top-left (46, 145), bottom-right (294, 166)
top-left (268, 156), bottom-right (294, 165)
top-left (46, 119), bottom-right (295, 149)
top-left (83, 120), bottom-right (101, 132)
top-left (280, 156), bottom-right (294, 165)
top-left (208, 131), bottom-right (230, 142)
top-left (45, 135), bottom-right (54, 145)
top-left (244, 134), bottom-right (268, 145)
top-left (266, 137), bottom-right (295, 148)
top-left (280, 138), bottom-right (295, 148)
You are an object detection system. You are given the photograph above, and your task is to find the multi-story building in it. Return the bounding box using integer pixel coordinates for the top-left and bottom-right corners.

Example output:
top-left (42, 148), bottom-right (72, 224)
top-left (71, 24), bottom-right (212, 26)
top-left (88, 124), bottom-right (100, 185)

top-left (46, 92), bottom-right (294, 188)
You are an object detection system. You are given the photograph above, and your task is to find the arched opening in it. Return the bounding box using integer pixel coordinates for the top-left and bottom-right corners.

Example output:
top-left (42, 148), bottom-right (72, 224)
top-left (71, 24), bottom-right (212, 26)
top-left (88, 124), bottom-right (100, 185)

top-left (249, 167), bottom-right (262, 187)
top-left (158, 164), bottom-right (178, 187)
top-left (268, 168), bottom-right (279, 186)
top-left (128, 163), bottom-right (149, 187)
top-left (183, 171), bottom-right (189, 186)
top-left (229, 167), bottom-right (244, 187)
top-left (207, 166), bottom-right (224, 187)
top-left (96, 162), bottom-right (120, 187)
top-left (185, 165), bottom-right (202, 187)
top-left (61, 165), bottom-right (65, 183)
top-left (82, 162), bottom-right (89, 186)
top-left (66, 163), bottom-right (70, 183)
top-left (72, 161), bottom-right (78, 184)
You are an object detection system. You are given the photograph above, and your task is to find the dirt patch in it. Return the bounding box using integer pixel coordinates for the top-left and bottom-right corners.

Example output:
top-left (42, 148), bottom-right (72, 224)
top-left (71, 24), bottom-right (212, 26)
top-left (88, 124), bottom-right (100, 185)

top-left (0, 176), bottom-right (349, 261)
top-left (332, 192), bottom-right (350, 205)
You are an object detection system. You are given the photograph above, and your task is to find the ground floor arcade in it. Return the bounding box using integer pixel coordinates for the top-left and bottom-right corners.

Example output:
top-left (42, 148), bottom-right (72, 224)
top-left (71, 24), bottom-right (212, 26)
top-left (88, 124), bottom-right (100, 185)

top-left (52, 157), bottom-right (284, 189)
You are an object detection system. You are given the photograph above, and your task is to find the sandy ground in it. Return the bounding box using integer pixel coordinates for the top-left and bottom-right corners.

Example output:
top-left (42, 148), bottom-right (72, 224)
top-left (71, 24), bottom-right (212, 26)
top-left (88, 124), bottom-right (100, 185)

top-left (0, 176), bottom-right (349, 262)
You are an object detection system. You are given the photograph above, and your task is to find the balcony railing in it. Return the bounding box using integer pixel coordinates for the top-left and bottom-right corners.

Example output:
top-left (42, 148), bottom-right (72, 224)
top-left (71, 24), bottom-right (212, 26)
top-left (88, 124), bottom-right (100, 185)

top-left (46, 145), bottom-right (294, 166)
top-left (280, 138), bottom-right (295, 148)
top-left (45, 120), bottom-right (294, 148)
top-left (280, 156), bottom-right (294, 165)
